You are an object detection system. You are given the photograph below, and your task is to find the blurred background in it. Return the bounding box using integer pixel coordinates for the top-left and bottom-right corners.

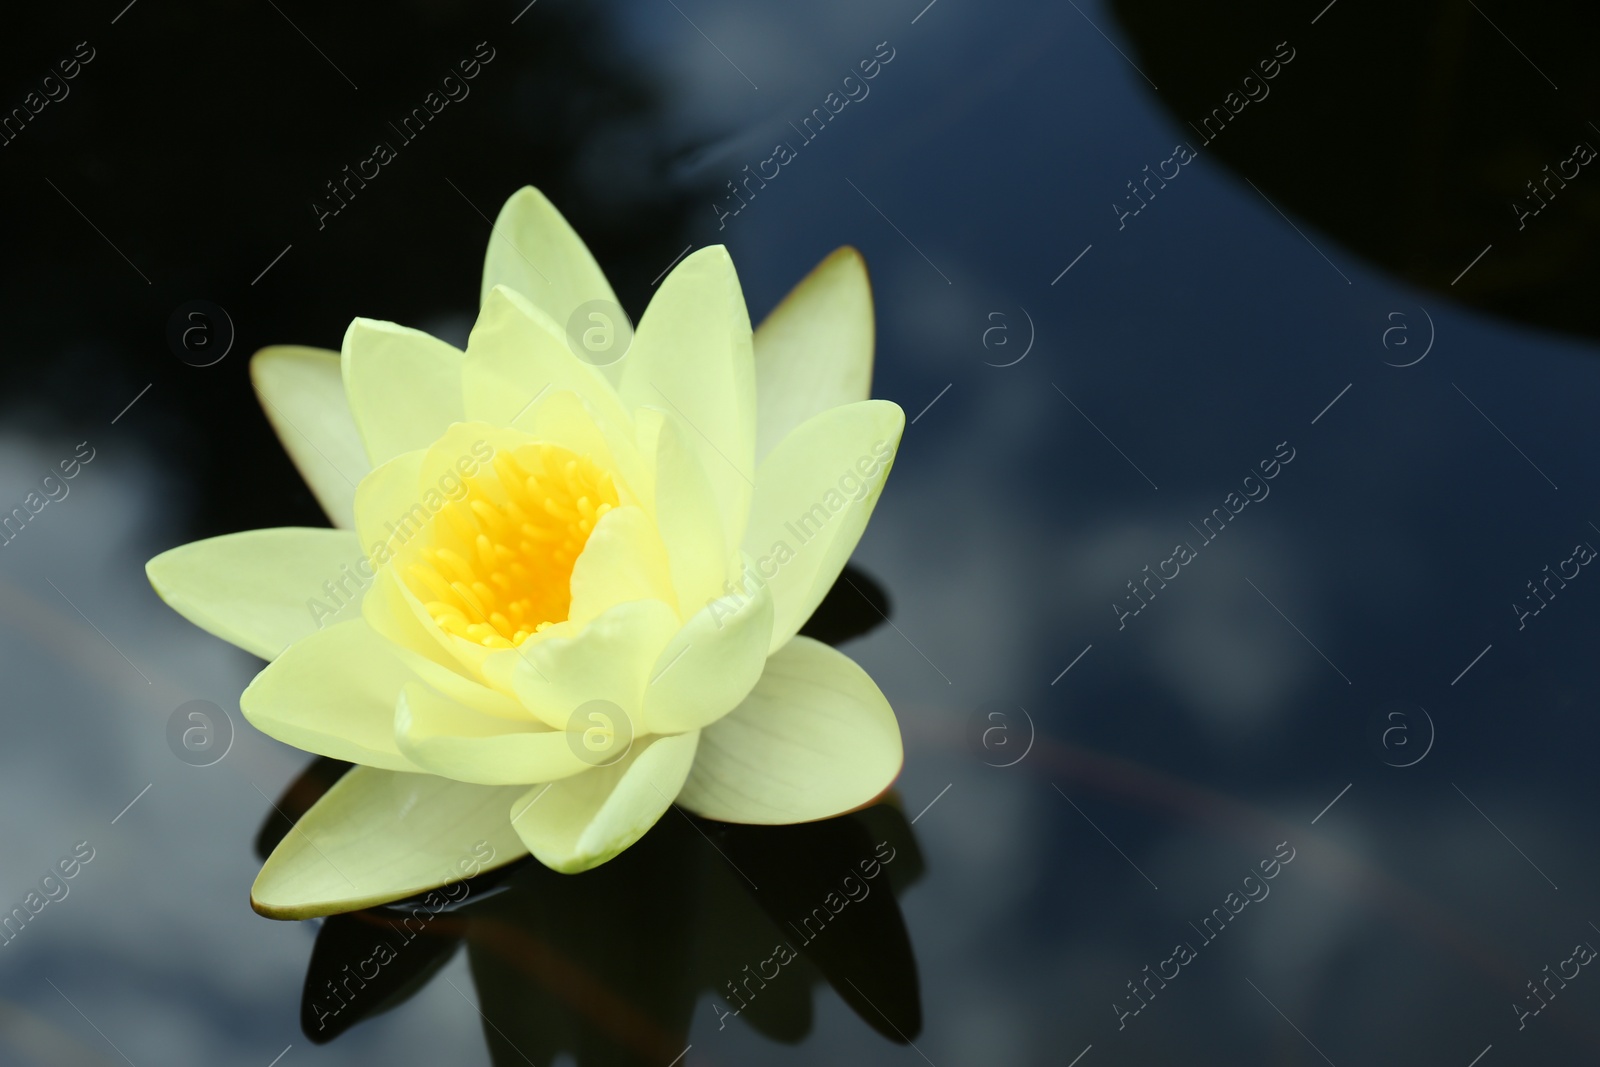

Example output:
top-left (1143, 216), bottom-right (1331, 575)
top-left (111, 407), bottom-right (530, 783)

top-left (2, 0), bottom-right (1599, 1063)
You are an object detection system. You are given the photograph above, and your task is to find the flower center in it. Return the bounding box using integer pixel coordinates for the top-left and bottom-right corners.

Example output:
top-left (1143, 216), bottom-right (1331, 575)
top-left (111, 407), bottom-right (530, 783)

top-left (405, 444), bottom-right (618, 648)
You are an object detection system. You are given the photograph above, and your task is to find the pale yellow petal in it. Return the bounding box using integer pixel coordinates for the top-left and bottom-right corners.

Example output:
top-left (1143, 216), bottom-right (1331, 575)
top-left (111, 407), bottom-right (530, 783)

top-left (252, 765), bottom-right (527, 919)
top-left (239, 619), bottom-right (420, 772)
top-left (677, 636), bottom-right (902, 824)
top-left (351, 447), bottom-right (426, 563)
top-left (743, 400), bottom-right (904, 650)
top-left (363, 564), bottom-right (514, 703)
top-left (250, 346), bottom-right (370, 529)
top-left (146, 527), bottom-right (364, 660)
top-left (348, 570), bottom-right (528, 721)
top-left (508, 598), bottom-right (680, 731)
top-left (753, 247), bottom-right (875, 462)
top-left (636, 406), bottom-right (733, 611)
top-left (641, 577), bottom-right (773, 735)
top-left (462, 286), bottom-right (631, 436)
top-left (396, 681), bottom-right (591, 785)
top-left (479, 187), bottom-right (625, 384)
top-left (567, 505), bottom-right (678, 625)
top-left (341, 318), bottom-right (465, 466)
top-left (618, 246), bottom-right (755, 550)
top-left (509, 731), bottom-right (699, 874)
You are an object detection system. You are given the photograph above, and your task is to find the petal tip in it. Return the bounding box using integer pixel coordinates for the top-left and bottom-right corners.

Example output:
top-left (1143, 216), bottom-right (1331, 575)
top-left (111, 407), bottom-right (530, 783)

top-left (249, 872), bottom-right (334, 921)
top-left (247, 890), bottom-right (295, 921)
top-left (823, 244), bottom-right (868, 272)
top-left (142, 548), bottom-right (169, 590)
top-left (503, 184), bottom-right (550, 210)
top-left (672, 244), bottom-right (740, 284)
top-left (249, 343), bottom-right (336, 381)
top-left (876, 398), bottom-right (907, 434)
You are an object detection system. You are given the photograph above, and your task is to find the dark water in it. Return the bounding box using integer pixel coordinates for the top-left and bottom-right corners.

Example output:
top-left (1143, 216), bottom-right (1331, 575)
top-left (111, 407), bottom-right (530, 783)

top-left (2, 0), bottom-right (1599, 1064)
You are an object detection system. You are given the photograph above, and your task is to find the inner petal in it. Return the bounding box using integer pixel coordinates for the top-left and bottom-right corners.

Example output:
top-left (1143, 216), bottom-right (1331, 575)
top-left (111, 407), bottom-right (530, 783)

top-left (404, 444), bottom-right (619, 648)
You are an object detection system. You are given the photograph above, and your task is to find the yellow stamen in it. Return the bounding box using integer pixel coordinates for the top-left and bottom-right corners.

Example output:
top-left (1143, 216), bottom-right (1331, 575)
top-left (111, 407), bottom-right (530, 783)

top-left (404, 444), bottom-right (620, 647)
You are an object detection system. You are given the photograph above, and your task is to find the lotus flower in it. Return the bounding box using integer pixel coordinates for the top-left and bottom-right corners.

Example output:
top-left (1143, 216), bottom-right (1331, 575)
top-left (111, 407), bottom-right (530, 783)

top-left (147, 188), bottom-right (906, 917)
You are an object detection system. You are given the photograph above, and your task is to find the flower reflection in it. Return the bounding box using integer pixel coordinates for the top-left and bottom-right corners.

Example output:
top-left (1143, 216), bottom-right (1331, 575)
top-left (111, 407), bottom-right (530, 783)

top-left (274, 780), bottom-right (923, 1065)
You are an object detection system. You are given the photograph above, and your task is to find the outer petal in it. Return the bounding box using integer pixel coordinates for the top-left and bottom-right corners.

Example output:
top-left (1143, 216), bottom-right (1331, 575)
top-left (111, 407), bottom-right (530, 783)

top-left (509, 599), bottom-right (680, 731)
top-left (641, 578), bottom-right (773, 735)
top-left (396, 681), bottom-right (591, 785)
top-left (480, 186), bottom-right (625, 383)
top-left (462, 286), bottom-right (632, 437)
top-left (251, 346), bottom-right (371, 529)
top-left (753, 247), bottom-right (875, 462)
top-left (676, 636), bottom-right (902, 824)
top-left (341, 318), bottom-right (465, 466)
top-left (240, 619), bottom-right (421, 772)
top-left (509, 731), bottom-right (699, 874)
top-left (146, 527), bottom-right (362, 660)
top-left (744, 400), bottom-right (905, 650)
top-left (252, 765), bottom-right (529, 919)
top-left (619, 247), bottom-right (755, 551)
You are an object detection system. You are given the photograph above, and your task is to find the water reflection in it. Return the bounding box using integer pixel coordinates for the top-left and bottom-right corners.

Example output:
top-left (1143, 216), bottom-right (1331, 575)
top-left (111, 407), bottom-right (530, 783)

top-left (274, 780), bottom-right (923, 1065)
top-left (1112, 0), bottom-right (1600, 339)
top-left (253, 565), bottom-right (922, 1064)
